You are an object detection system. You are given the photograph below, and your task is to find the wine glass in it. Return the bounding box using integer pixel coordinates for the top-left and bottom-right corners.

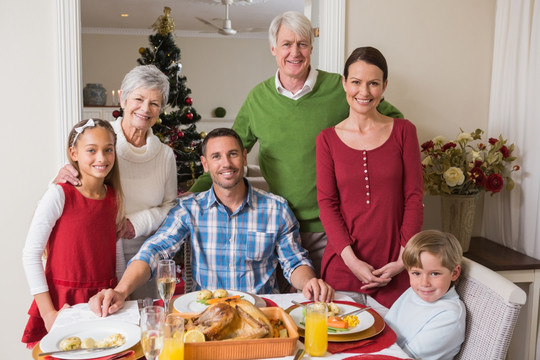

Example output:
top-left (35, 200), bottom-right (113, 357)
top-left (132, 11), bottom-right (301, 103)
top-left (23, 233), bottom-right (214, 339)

top-left (140, 306), bottom-right (165, 360)
top-left (157, 259), bottom-right (176, 314)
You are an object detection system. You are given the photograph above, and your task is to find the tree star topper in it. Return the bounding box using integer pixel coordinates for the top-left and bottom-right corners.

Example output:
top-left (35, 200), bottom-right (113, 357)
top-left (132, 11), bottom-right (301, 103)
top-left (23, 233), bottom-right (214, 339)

top-left (152, 7), bottom-right (175, 35)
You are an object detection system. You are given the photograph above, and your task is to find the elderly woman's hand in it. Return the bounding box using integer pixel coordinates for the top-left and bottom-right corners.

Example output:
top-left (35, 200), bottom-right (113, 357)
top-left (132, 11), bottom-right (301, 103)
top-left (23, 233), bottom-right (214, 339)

top-left (54, 164), bottom-right (81, 186)
top-left (117, 219), bottom-right (135, 239)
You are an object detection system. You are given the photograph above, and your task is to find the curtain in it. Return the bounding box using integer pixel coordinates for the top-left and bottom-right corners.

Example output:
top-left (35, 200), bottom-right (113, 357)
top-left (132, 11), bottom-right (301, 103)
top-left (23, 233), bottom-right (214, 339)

top-left (483, 0), bottom-right (540, 259)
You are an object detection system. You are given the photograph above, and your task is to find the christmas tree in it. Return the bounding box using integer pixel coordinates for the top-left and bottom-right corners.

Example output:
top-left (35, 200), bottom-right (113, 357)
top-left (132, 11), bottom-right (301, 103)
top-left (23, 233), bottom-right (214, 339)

top-left (136, 7), bottom-right (205, 193)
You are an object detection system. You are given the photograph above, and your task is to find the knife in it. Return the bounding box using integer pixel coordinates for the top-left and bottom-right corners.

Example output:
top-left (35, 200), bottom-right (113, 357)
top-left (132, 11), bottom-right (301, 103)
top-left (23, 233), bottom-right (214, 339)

top-left (38, 344), bottom-right (121, 356)
top-left (293, 348), bottom-right (305, 360)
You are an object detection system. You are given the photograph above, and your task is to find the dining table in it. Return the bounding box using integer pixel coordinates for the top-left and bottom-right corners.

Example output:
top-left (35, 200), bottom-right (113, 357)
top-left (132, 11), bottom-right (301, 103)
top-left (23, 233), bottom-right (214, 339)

top-left (33, 291), bottom-right (412, 360)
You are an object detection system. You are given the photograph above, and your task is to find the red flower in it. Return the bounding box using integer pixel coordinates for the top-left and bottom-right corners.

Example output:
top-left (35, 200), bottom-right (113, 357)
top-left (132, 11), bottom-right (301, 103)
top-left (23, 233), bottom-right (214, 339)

top-left (513, 165), bottom-right (520, 171)
top-left (499, 145), bottom-right (510, 158)
top-left (421, 140), bottom-right (434, 152)
top-left (485, 173), bottom-right (504, 193)
top-left (474, 160), bottom-right (483, 167)
top-left (489, 138), bottom-right (499, 145)
top-left (469, 167), bottom-right (486, 186)
top-left (441, 142), bottom-right (457, 152)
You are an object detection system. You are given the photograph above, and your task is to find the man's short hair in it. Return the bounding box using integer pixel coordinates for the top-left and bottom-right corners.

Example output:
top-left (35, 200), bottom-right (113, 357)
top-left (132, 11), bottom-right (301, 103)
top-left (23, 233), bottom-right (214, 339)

top-left (201, 128), bottom-right (244, 156)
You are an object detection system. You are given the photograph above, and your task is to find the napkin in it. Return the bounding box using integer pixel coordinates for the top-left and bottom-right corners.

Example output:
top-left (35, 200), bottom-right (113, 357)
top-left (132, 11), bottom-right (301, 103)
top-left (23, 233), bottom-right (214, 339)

top-left (51, 300), bottom-right (140, 331)
top-left (44, 349), bottom-right (136, 360)
top-left (327, 324), bottom-right (397, 354)
top-left (261, 297), bottom-right (278, 307)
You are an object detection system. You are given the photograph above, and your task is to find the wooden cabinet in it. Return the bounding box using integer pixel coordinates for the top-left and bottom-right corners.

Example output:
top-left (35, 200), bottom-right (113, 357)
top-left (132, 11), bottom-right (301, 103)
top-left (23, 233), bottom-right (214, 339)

top-left (82, 106), bottom-right (119, 122)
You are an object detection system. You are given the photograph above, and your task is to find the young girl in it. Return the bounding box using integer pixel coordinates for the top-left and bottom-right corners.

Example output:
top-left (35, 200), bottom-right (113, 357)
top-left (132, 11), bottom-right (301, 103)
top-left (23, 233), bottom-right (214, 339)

top-left (385, 230), bottom-right (466, 360)
top-left (22, 119), bottom-right (124, 347)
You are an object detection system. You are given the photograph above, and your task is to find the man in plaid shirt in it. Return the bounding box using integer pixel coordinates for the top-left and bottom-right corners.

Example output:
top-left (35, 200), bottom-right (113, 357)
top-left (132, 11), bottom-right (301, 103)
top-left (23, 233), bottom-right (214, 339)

top-left (90, 128), bottom-right (334, 316)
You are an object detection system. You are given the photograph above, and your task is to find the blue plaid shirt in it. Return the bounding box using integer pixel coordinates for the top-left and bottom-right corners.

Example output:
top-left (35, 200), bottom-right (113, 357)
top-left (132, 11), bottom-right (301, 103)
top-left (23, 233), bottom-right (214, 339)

top-left (131, 180), bottom-right (313, 294)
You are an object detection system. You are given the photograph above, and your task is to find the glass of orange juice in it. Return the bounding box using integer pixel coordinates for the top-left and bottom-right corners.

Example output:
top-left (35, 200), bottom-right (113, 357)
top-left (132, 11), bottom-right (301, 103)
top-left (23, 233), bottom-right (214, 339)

top-left (159, 313), bottom-right (184, 360)
top-left (304, 302), bottom-right (328, 356)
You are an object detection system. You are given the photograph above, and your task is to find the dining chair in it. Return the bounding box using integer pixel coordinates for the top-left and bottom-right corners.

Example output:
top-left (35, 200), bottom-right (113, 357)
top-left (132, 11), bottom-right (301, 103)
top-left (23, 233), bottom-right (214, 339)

top-left (183, 240), bottom-right (193, 293)
top-left (454, 257), bottom-right (527, 360)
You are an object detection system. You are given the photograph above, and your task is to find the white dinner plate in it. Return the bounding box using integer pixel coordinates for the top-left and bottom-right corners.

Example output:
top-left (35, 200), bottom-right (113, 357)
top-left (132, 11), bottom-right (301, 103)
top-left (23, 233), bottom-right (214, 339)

top-left (288, 303), bottom-right (375, 335)
top-left (40, 319), bottom-right (140, 359)
top-left (173, 290), bottom-right (255, 313)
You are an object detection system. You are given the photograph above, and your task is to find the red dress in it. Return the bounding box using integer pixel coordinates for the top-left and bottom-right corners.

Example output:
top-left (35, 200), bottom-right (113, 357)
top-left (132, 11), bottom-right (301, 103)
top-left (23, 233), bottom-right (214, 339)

top-left (316, 119), bottom-right (424, 308)
top-left (22, 183), bottom-right (118, 344)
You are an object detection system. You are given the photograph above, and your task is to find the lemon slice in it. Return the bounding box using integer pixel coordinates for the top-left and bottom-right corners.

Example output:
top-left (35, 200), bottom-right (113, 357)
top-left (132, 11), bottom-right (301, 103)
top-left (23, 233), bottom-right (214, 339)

top-left (184, 329), bottom-right (206, 343)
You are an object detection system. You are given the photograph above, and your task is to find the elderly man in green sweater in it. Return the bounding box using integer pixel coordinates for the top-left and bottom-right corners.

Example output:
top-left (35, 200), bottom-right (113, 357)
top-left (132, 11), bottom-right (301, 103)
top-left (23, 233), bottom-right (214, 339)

top-left (190, 11), bottom-right (402, 281)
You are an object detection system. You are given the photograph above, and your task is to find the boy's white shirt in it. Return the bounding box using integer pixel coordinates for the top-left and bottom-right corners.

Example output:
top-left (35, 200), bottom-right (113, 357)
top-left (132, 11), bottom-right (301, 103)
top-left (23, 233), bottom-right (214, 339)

top-left (384, 286), bottom-right (466, 360)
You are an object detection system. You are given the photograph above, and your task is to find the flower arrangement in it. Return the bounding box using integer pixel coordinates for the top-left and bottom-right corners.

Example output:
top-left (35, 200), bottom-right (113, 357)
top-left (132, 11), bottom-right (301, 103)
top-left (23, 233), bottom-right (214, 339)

top-left (421, 129), bottom-right (520, 196)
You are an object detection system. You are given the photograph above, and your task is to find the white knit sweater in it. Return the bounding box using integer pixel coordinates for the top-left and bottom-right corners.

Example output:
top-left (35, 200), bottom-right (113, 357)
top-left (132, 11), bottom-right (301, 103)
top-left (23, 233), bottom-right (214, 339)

top-left (111, 118), bottom-right (178, 238)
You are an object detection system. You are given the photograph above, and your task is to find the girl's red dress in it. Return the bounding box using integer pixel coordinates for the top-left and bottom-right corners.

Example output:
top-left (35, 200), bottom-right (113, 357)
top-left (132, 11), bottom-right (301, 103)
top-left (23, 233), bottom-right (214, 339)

top-left (22, 183), bottom-right (118, 344)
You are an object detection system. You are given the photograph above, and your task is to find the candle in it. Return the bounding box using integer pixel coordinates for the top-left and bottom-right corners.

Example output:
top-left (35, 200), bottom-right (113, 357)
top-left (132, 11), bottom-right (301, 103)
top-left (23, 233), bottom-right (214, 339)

top-left (111, 90), bottom-right (115, 106)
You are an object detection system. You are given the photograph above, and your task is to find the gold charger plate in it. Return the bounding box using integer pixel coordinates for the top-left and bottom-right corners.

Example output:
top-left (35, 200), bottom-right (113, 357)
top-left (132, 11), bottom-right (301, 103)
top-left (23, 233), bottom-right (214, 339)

top-left (285, 300), bottom-right (385, 343)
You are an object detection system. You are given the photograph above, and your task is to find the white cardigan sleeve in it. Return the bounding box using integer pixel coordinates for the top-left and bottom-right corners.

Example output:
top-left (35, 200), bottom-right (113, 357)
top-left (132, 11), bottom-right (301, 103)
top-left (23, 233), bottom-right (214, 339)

top-left (22, 185), bottom-right (65, 295)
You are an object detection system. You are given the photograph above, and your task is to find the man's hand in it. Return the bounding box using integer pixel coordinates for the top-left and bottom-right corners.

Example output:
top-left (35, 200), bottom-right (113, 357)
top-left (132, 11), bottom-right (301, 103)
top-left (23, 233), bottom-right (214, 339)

top-left (54, 164), bottom-right (81, 186)
top-left (117, 218), bottom-right (135, 240)
top-left (301, 278), bottom-right (335, 303)
top-left (88, 289), bottom-right (127, 317)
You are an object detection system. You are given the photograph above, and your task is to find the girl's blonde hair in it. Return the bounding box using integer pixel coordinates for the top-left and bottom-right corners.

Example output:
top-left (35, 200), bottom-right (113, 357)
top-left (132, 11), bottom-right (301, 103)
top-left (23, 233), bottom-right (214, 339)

top-left (403, 230), bottom-right (463, 272)
top-left (67, 118), bottom-right (124, 223)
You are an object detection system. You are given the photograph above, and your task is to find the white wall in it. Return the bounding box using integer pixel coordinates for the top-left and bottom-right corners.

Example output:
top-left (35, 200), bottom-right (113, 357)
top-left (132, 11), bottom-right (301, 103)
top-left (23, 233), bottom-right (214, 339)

top-left (345, 0), bottom-right (496, 232)
top-left (2, 0), bottom-right (497, 358)
top-left (82, 33), bottom-right (277, 119)
top-left (0, 1), bottom-right (59, 358)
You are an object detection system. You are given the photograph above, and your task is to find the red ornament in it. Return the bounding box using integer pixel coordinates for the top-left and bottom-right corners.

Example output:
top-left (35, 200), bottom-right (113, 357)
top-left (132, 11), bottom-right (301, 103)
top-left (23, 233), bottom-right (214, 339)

top-left (185, 97), bottom-right (193, 106)
top-left (178, 131), bottom-right (185, 138)
top-left (186, 112), bottom-right (194, 120)
top-left (112, 110), bottom-right (121, 119)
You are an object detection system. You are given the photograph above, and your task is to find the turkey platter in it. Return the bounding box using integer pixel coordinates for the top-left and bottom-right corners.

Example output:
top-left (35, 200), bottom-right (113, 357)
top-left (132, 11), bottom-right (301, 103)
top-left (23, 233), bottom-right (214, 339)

top-left (185, 298), bottom-right (273, 340)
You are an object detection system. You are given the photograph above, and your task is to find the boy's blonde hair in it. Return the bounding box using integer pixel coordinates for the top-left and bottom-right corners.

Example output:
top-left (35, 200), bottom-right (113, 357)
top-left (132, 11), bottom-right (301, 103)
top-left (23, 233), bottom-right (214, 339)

top-left (403, 230), bottom-right (463, 272)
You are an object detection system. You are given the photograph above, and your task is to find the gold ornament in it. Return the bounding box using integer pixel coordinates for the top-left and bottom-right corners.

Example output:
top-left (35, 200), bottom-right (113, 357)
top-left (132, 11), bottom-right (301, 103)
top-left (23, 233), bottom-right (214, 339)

top-left (139, 47), bottom-right (146, 55)
top-left (152, 7), bottom-right (175, 36)
top-left (200, 131), bottom-right (207, 139)
top-left (156, 117), bottom-right (162, 125)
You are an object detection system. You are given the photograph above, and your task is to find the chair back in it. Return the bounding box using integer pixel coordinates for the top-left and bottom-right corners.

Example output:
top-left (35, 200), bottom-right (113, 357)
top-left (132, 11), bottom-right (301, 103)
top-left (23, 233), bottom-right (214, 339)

top-left (454, 257), bottom-right (526, 360)
top-left (183, 240), bottom-right (193, 293)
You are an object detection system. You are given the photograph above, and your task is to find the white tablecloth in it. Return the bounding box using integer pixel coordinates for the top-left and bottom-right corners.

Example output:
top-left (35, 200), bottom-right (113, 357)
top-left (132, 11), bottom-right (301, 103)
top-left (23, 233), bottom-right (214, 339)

top-left (261, 292), bottom-right (411, 360)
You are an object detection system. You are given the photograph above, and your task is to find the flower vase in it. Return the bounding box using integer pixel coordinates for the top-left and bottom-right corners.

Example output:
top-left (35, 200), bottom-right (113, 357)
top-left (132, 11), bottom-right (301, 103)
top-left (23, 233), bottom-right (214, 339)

top-left (440, 194), bottom-right (478, 252)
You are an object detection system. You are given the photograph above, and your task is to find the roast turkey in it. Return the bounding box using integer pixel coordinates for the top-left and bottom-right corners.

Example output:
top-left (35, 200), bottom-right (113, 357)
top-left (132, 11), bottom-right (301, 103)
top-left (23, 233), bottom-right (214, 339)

top-left (186, 298), bottom-right (272, 340)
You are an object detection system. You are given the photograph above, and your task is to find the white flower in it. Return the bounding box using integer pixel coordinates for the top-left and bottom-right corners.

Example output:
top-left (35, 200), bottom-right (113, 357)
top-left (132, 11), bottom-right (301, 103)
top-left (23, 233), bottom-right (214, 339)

top-left (470, 150), bottom-right (482, 161)
top-left (422, 156), bottom-right (433, 167)
top-left (443, 167), bottom-right (465, 187)
top-left (432, 136), bottom-right (446, 145)
top-left (456, 132), bottom-right (473, 143)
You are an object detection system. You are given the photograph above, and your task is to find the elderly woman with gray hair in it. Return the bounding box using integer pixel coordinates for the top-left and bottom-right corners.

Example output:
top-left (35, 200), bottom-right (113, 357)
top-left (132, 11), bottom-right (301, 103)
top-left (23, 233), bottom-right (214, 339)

top-left (55, 65), bottom-right (177, 299)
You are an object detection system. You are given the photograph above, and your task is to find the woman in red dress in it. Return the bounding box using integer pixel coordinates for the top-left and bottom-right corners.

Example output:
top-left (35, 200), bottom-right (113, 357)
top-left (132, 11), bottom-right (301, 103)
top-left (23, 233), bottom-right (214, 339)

top-left (22, 119), bottom-right (124, 346)
top-left (316, 47), bottom-right (424, 308)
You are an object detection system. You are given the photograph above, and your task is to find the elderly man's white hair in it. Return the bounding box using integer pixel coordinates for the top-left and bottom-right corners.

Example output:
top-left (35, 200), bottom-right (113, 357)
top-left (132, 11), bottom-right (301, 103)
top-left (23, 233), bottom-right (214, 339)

top-left (268, 11), bottom-right (314, 49)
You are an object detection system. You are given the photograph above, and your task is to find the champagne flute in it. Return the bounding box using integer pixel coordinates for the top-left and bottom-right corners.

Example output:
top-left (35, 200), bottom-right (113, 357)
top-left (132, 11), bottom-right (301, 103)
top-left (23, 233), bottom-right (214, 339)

top-left (140, 306), bottom-right (165, 360)
top-left (157, 259), bottom-right (176, 314)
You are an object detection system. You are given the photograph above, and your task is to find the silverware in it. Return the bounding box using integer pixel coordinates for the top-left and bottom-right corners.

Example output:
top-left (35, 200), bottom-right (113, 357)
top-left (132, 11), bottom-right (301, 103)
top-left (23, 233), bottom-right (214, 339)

top-left (38, 344), bottom-right (121, 356)
top-left (341, 306), bottom-right (372, 317)
top-left (293, 348), bottom-right (305, 360)
top-left (291, 300), bottom-right (306, 308)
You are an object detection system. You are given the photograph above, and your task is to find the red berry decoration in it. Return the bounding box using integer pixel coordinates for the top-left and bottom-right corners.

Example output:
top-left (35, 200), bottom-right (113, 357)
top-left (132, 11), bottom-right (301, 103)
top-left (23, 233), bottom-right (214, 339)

top-left (185, 97), bottom-right (193, 106)
top-left (186, 112), bottom-right (194, 120)
top-left (112, 110), bottom-right (121, 118)
top-left (178, 131), bottom-right (185, 138)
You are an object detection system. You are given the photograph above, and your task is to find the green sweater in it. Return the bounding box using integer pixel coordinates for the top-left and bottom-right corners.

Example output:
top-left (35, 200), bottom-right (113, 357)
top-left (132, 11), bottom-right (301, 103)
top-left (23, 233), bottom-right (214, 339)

top-left (190, 70), bottom-right (403, 232)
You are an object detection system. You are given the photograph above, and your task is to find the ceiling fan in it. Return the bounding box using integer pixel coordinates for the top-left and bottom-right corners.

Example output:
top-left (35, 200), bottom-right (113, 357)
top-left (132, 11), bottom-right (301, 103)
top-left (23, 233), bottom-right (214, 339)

top-left (196, 0), bottom-right (266, 36)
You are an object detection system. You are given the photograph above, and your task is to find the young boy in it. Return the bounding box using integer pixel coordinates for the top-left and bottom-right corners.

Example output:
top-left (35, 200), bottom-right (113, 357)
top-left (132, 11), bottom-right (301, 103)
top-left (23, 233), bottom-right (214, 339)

top-left (385, 230), bottom-right (466, 360)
